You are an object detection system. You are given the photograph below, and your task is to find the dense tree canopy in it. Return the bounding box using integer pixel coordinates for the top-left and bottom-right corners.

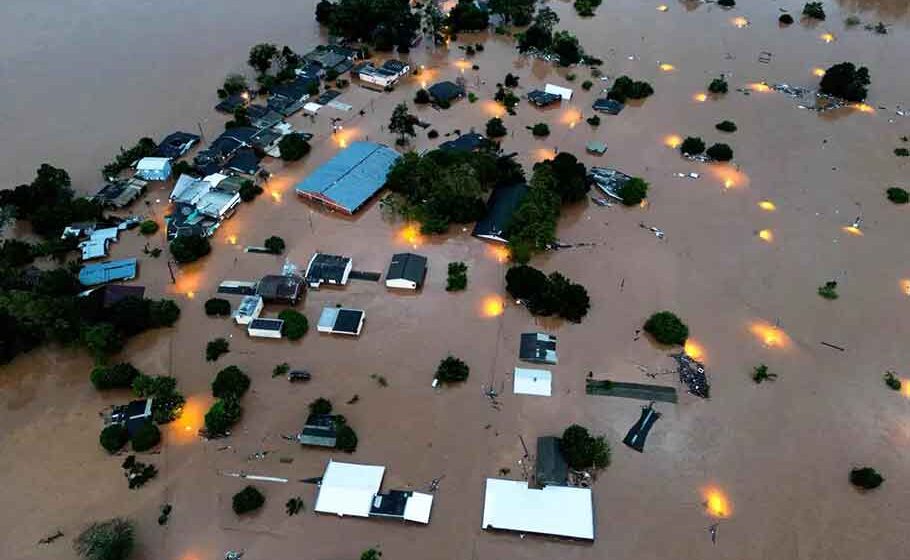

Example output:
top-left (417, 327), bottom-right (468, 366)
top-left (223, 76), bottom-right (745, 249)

top-left (278, 309), bottom-right (309, 340)
top-left (532, 153), bottom-right (589, 203)
top-left (607, 76), bottom-right (655, 103)
top-left (487, 0), bottom-right (536, 25)
top-left (205, 397), bottom-right (243, 436)
top-left (505, 266), bottom-right (591, 322)
top-left (278, 133), bottom-right (311, 161)
top-left (447, 0), bottom-right (490, 32)
top-left (212, 365), bottom-right (251, 399)
top-left (561, 424), bottom-right (610, 469)
top-left (74, 518), bottom-right (135, 560)
top-left (643, 311), bottom-right (689, 345)
top-left (317, 0), bottom-right (419, 50)
top-left (436, 356), bottom-right (470, 383)
top-left (170, 235), bottom-right (211, 263)
top-left (233, 486), bottom-right (266, 514)
top-left (618, 177), bottom-right (649, 206)
top-left (819, 62), bottom-right (870, 101)
top-left (0, 164), bottom-right (102, 238)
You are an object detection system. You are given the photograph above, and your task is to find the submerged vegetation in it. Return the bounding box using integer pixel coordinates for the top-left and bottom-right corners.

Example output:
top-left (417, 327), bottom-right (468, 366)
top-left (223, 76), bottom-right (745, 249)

top-left (505, 265), bottom-right (591, 322)
top-left (446, 262), bottom-right (468, 291)
top-left (643, 311), bottom-right (689, 345)
top-left (607, 76), bottom-right (654, 103)
top-left (560, 424), bottom-right (610, 470)
top-left (436, 356), bottom-right (471, 383)
top-left (819, 62), bottom-right (871, 102)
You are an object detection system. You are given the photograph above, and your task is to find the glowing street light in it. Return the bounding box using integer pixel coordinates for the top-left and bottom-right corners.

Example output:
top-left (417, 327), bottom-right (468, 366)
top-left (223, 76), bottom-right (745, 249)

top-left (812, 67), bottom-right (826, 77)
top-left (659, 63), bottom-right (675, 72)
top-left (481, 295), bottom-right (505, 317)
top-left (758, 229), bottom-right (773, 242)
top-left (702, 486), bottom-right (732, 518)
top-left (758, 200), bottom-right (776, 211)
top-left (820, 32), bottom-right (835, 43)
top-left (694, 92), bottom-right (708, 102)
top-left (732, 16), bottom-right (749, 28)
top-left (664, 134), bottom-right (683, 149)
top-left (657, 4), bottom-right (668, 11)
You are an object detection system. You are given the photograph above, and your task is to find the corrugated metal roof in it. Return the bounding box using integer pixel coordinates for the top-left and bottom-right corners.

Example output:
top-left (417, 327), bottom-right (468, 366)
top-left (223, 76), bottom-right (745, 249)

top-left (295, 142), bottom-right (400, 214)
top-left (79, 258), bottom-right (138, 286)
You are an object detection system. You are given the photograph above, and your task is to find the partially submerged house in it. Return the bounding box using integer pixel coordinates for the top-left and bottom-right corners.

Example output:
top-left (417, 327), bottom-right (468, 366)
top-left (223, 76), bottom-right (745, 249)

top-left (353, 62), bottom-right (401, 90)
top-left (256, 274), bottom-right (305, 304)
top-left (544, 83), bottom-right (573, 101)
top-left (528, 90), bottom-right (561, 107)
top-left (156, 131), bottom-right (200, 159)
top-left (589, 167), bottom-right (632, 201)
top-left (215, 92), bottom-right (250, 114)
top-left (536, 436), bottom-right (569, 487)
top-left (303, 46), bottom-right (355, 77)
top-left (233, 295), bottom-right (263, 325)
top-left (268, 76), bottom-right (317, 116)
top-left (314, 461), bottom-right (434, 524)
top-left (248, 318), bottom-right (284, 338)
top-left (223, 147), bottom-right (262, 176)
top-left (428, 81), bottom-right (465, 104)
top-left (109, 398), bottom-right (153, 436)
top-left (93, 177), bottom-right (147, 208)
top-left (246, 104), bottom-right (284, 129)
top-left (317, 307), bottom-right (365, 336)
top-left (519, 332), bottom-right (558, 364)
top-left (592, 98), bottom-right (624, 115)
top-left (79, 227), bottom-right (120, 261)
top-left (513, 367), bottom-right (552, 397)
top-left (297, 414), bottom-right (338, 447)
top-left (166, 202), bottom-right (221, 240)
top-left (294, 142), bottom-right (401, 215)
top-left (481, 478), bottom-right (594, 540)
top-left (586, 141), bottom-right (607, 156)
top-left (167, 174), bottom-right (241, 239)
top-left (79, 258), bottom-right (138, 287)
top-left (135, 157), bottom-right (172, 181)
top-left (471, 183), bottom-right (529, 243)
top-left (305, 253), bottom-right (352, 288)
top-left (438, 132), bottom-right (488, 153)
top-left (385, 253), bottom-right (427, 290)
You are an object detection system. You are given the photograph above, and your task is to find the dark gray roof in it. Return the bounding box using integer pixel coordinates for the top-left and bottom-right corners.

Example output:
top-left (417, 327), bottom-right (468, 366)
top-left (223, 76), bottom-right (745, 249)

top-left (428, 81), bottom-right (464, 102)
top-left (536, 436), bottom-right (568, 487)
top-left (381, 59), bottom-right (408, 73)
top-left (298, 414), bottom-right (338, 447)
top-left (370, 490), bottom-right (410, 517)
top-left (249, 318), bottom-right (284, 331)
top-left (519, 332), bottom-right (558, 364)
top-left (224, 148), bottom-right (261, 176)
top-left (334, 309), bottom-right (363, 334)
top-left (256, 275), bottom-right (304, 303)
top-left (528, 90), bottom-right (561, 107)
top-left (156, 131), bottom-right (200, 158)
top-left (471, 183), bottom-right (529, 242)
top-left (387, 253), bottom-right (427, 286)
top-left (246, 104), bottom-right (284, 129)
top-left (215, 93), bottom-right (249, 114)
top-left (623, 405), bottom-right (661, 452)
top-left (306, 254), bottom-right (350, 284)
top-left (592, 98), bottom-right (624, 115)
top-left (439, 132), bottom-right (487, 153)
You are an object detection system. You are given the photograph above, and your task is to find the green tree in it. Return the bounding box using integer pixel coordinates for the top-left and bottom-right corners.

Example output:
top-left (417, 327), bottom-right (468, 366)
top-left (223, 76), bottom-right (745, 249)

top-left (505, 265), bottom-right (549, 301)
top-left (436, 356), bottom-right (470, 383)
top-left (708, 76), bottom-right (728, 94)
top-left (817, 280), bottom-right (838, 300)
top-left (205, 397), bottom-right (243, 435)
top-left (389, 103), bottom-right (417, 146)
top-left (169, 235), bottom-right (211, 263)
top-left (715, 120), bottom-right (737, 133)
top-left (886, 187), bottom-right (909, 204)
top-left (248, 43), bottom-right (278, 74)
top-left (533, 153), bottom-right (589, 203)
top-left (414, 89), bottom-right (430, 104)
top-left (336, 423), bottom-right (359, 451)
top-left (706, 143), bottom-right (734, 161)
top-left (619, 177), bottom-right (649, 206)
top-left (205, 298), bottom-right (231, 316)
top-left (485, 118), bottom-right (507, 138)
top-left (309, 397), bottom-right (333, 416)
top-left (233, 485), bottom-right (265, 514)
top-left (264, 236), bottom-right (286, 254)
top-left (446, 262), bottom-right (468, 291)
top-left (802, 2), bottom-right (826, 19)
top-left (819, 62), bottom-right (870, 101)
top-left (850, 467), bottom-right (884, 490)
top-left (91, 363), bottom-right (141, 390)
top-left (680, 136), bottom-right (705, 156)
top-left (130, 422), bottom-right (161, 452)
top-left (221, 73), bottom-right (248, 97)
top-left (643, 311), bottom-right (689, 345)
top-left (100, 425), bottom-right (129, 454)
top-left (82, 323), bottom-right (124, 362)
top-left (447, 0), bottom-right (490, 31)
top-left (361, 548), bottom-right (382, 560)
top-left (560, 424), bottom-right (610, 470)
top-left (751, 363), bottom-right (778, 383)
top-left (206, 338), bottom-right (230, 361)
top-left (212, 365), bottom-right (251, 399)
top-left (239, 180), bottom-right (263, 202)
top-left (551, 31), bottom-right (582, 66)
top-left (131, 374), bottom-right (185, 424)
top-left (278, 133), bottom-right (311, 161)
top-left (607, 76), bottom-right (654, 103)
top-left (139, 220), bottom-right (158, 235)
top-left (278, 309), bottom-right (309, 340)
top-left (74, 518), bottom-right (135, 560)
top-left (531, 123), bottom-right (550, 137)
top-left (315, 0), bottom-right (336, 23)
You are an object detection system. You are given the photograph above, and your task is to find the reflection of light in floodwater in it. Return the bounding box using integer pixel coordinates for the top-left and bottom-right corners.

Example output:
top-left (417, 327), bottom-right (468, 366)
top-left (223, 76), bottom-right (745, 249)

top-left (750, 321), bottom-right (790, 349)
top-left (901, 381), bottom-right (910, 399)
top-left (708, 164), bottom-right (748, 189)
top-left (482, 100), bottom-right (505, 117)
top-left (820, 32), bottom-right (835, 43)
top-left (684, 339), bottom-right (706, 362)
top-left (481, 295), bottom-right (505, 317)
top-left (532, 147), bottom-right (555, 162)
top-left (270, 190), bottom-right (282, 203)
top-left (487, 244), bottom-right (510, 263)
top-left (748, 82), bottom-right (771, 92)
top-left (694, 92), bottom-right (707, 102)
top-left (396, 223), bottom-right (424, 248)
top-left (454, 59), bottom-right (471, 71)
top-left (812, 67), bottom-right (826, 77)
top-left (901, 279), bottom-right (910, 296)
top-left (758, 200), bottom-right (776, 211)
top-left (561, 108), bottom-right (582, 128)
top-left (853, 103), bottom-right (875, 113)
top-left (842, 225), bottom-right (863, 236)
top-left (186, 291), bottom-right (195, 299)
top-left (664, 135), bottom-right (682, 148)
top-left (657, 4), bottom-right (668, 11)
top-left (659, 63), bottom-right (675, 72)
top-left (226, 235), bottom-right (237, 245)
top-left (171, 396), bottom-right (208, 443)
top-left (724, 179), bottom-right (734, 189)
top-left (732, 16), bottom-right (749, 28)
top-left (758, 229), bottom-right (773, 242)
top-left (702, 487), bottom-right (732, 518)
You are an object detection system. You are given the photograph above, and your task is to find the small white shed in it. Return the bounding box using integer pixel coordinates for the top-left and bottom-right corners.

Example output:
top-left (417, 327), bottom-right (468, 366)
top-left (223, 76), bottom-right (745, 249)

top-left (544, 83), bottom-right (574, 101)
top-left (513, 367), bottom-right (552, 396)
top-left (136, 157), bottom-right (172, 181)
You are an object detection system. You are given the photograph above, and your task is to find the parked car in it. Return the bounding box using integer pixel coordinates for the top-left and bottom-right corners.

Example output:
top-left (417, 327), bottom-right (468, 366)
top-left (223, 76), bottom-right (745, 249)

top-left (288, 370), bottom-right (312, 382)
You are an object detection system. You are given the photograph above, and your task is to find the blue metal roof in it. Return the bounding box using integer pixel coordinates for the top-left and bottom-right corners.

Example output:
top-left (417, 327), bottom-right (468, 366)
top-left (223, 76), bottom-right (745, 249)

top-left (295, 142), bottom-right (400, 214)
top-left (79, 258), bottom-right (138, 286)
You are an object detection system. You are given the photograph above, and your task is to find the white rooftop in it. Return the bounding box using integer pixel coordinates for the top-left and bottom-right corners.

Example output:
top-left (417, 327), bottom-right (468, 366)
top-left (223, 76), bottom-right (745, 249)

top-left (481, 478), bottom-right (594, 540)
top-left (136, 157), bottom-right (170, 170)
top-left (403, 492), bottom-right (434, 524)
top-left (170, 174), bottom-right (211, 205)
top-left (544, 83), bottom-right (573, 100)
top-left (513, 367), bottom-right (552, 397)
top-left (315, 461), bottom-right (385, 518)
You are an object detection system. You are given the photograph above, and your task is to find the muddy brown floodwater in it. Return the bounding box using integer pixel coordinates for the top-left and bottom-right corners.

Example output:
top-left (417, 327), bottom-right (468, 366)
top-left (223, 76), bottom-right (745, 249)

top-left (3, 0), bottom-right (910, 559)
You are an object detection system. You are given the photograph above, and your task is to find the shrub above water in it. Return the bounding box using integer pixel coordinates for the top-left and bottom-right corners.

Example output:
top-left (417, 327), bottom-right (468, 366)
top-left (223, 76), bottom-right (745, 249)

top-left (643, 311), bottom-right (689, 345)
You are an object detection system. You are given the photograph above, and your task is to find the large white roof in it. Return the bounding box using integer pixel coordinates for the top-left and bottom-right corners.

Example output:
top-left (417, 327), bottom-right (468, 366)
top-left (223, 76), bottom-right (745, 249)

top-left (314, 461), bottom-right (385, 517)
top-left (481, 478), bottom-right (594, 540)
top-left (513, 368), bottom-right (552, 397)
top-left (403, 492), bottom-right (434, 524)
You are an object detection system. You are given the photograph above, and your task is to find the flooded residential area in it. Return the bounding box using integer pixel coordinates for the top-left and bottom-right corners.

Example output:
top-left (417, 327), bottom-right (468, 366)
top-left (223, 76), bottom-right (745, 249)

top-left (2, 0), bottom-right (910, 559)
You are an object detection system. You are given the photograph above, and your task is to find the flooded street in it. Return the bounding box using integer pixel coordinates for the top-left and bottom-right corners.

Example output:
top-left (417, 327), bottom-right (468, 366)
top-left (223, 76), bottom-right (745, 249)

top-left (3, 1), bottom-right (910, 559)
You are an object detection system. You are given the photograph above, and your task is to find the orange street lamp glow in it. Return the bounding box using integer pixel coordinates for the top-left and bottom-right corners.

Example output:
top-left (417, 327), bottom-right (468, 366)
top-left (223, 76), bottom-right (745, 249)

top-left (397, 223), bottom-right (424, 248)
top-left (812, 67), bottom-right (826, 77)
top-left (821, 32), bottom-right (835, 43)
top-left (702, 487), bottom-right (732, 518)
top-left (854, 103), bottom-right (875, 113)
top-left (186, 291), bottom-right (195, 299)
top-left (732, 16), bottom-right (749, 28)
top-left (749, 82), bottom-right (771, 92)
top-left (659, 63), bottom-right (675, 72)
top-left (270, 191), bottom-right (282, 203)
top-left (694, 92), bottom-right (708, 102)
top-left (481, 295), bottom-right (505, 317)
top-left (901, 279), bottom-right (910, 296)
top-left (750, 321), bottom-right (790, 349)
top-left (724, 179), bottom-right (734, 189)
top-left (664, 135), bottom-right (683, 149)
top-left (227, 235), bottom-right (237, 245)
top-left (487, 244), bottom-right (510, 263)
top-left (657, 4), bottom-right (668, 11)
top-left (709, 164), bottom-right (749, 190)
top-left (842, 225), bottom-right (863, 236)
top-left (758, 200), bottom-right (776, 211)
top-left (901, 380), bottom-right (910, 399)
top-left (684, 339), bottom-right (706, 362)
top-left (758, 229), bottom-right (773, 242)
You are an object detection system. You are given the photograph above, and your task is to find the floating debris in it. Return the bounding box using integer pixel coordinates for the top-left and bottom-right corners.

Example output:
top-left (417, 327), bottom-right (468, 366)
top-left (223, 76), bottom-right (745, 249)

top-left (639, 222), bottom-right (666, 239)
top-left (672, 352), bottom-right (710, 398)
